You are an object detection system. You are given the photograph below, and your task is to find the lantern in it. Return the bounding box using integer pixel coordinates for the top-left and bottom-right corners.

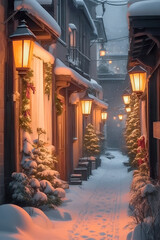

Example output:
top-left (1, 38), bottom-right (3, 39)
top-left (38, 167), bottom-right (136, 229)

top-left (128, 65), bottom-right (147, 94)
top-left (101, 111), bottom-right (108, 121)
top-left (81, 92), bottom-right (93, 115)
top-left (118, 114), bottom-right (123, 121)
top-left (113, 116), bottom-right (116, 120)
top-left (126, 107), bottom-right (131, 113)
top-left (10, 20), bottom-right (36, 74)
top-left (122, 93), bottom-right (131, 105)
top-left (99, 43), bottom-right (106, 57)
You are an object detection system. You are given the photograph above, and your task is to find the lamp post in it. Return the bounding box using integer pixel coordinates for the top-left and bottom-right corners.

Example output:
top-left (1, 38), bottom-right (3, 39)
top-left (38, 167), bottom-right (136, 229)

top-left (9, 20), bottom-right (36, 167)
top-left (128, 65), bottom-right (147, 96)
top-left (10, 20), bottom-right (36, 75)
top-left (81, 92), bottom-right (93, 132)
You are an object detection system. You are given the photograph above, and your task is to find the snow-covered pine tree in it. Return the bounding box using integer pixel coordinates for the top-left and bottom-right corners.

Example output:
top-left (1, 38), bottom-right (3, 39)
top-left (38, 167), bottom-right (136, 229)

top-left (10, 129), bottom-right (67, 208)
top-left (83, 123), bottom-right (100, 157)
top-left (124, 93), bottom-right (141, 166)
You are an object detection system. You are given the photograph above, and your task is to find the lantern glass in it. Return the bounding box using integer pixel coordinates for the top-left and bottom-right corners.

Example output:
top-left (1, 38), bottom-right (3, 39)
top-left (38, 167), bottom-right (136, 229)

top-left (12, 39), bottom-right (34, 70)
top-left (129, 66), bottom-right (147, 93)
top-left (118, 114), bottom-right (123, 120)
top-left (126, 107), bottom-right (131, 113)
top-left (101, 112), bottom-right (108, 120)
top-left (81, 100), bottom-right (92, 115)
top-left (100, 49), bottom-right (106, 57)
top-left (123, 95), bottom-right (131, 105)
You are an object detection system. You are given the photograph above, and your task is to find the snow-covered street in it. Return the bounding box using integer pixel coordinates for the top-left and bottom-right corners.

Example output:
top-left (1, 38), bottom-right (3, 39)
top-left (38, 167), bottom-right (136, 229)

top-left (45, 151), bottom-right (133, 240)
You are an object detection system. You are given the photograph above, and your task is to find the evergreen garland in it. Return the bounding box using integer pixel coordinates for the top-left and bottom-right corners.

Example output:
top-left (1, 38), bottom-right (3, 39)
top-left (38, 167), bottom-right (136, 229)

top-left (124, 93), bottom-right (141, 166)
top-left (44, 62), bottom-right (52, 100)
top-left (55, 93), bottom-right (63, 116)
top-left (83, 123), bottom-right (100, 157)
top-left (19, 70), bottom-right (35, 133)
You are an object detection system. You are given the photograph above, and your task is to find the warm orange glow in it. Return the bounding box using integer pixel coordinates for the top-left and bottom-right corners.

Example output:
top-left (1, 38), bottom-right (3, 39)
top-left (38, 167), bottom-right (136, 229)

top-left (122, 95), bottom-right (130, 105)
top-left (109, 60), bottom-right (112, 64)
top-left (113, 116), bottom-right (116, 120)
top-left (118, 114), bottom-right (123, 121)
top-left (100, 49), bottom-right (106, 57)
top-left (81, 100), bottom-right (92, 115)
top-left (126, 107), bottom-right (131, 113)
top-left (129, 66), bottom-right (147, 93)
top-left (101, 112), bottom-right (108, 120)
top-left (13, 39), bottom-right (34, 70)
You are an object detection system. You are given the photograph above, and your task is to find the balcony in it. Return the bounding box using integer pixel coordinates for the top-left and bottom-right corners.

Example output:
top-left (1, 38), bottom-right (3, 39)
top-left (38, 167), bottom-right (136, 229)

top-left (67, 47), bottom-right (90, 78)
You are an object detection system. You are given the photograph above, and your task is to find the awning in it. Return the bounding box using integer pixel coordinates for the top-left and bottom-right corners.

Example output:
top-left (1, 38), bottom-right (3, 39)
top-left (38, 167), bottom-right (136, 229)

top-left (14, 0), bottom-right (61, 39)
top-left (33, 42), bottom-right (55, 64)
top-left (128, 0), bottom-right (160, 16)
top-left (89, 94), bottom-right (108, 110)
top-left (55, 59), bottom-right (93, 89)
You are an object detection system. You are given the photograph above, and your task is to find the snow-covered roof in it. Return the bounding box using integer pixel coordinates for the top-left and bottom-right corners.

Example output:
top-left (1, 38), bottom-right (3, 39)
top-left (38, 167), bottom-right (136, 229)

top-left (89, 94), bottom-right (108, 109)
top-left (14, 0), bottom-right (61, 38)
top-left (54, 59), bottom-right (93, 89)
top-left (91, 79), bottom-right (102, 93)
top-left (128, 0), bottom-right (160, 16)
top-left (69, 23), bottom-right (77, 31)
top-left (36, 0), bottom-right (52, 4)
top-left (127, 0), bottom-right (147, 7)
top-left (73, 0), bottom-right (97, 36)
top-left (33, 42), bottom-right (54, 64)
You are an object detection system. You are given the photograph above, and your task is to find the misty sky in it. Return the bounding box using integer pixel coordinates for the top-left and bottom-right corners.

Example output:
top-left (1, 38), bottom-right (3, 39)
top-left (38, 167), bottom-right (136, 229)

top-left (97, 1), bottom-right (129, 73)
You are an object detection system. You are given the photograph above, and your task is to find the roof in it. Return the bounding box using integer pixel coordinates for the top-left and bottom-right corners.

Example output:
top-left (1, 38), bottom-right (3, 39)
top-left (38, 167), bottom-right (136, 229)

top-left (14, 0), bottom-right (61, 38)
top-left (128, 0), bottom-right (160, 16)
top-left (89, 94), bottom-right (108, 109)
top-left (54, 59), bottom-right (93, 89)
top-left (73, 0), bottom-right (97, 36)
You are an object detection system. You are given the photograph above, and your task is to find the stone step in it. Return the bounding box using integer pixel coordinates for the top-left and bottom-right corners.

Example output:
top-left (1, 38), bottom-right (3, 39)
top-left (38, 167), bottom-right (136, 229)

top-left (74, 167), bottom-right (88, 181)
top-left (70, 173), bottom-right (82, 179)
top-left (69, 178), bottom-right (82, 185)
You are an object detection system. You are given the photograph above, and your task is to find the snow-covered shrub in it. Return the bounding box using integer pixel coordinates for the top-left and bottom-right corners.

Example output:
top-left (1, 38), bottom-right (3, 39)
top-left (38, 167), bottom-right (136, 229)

top-left (9, 129), bottom-right (68, 208)
top-left (129, 166), bottom-right (160, 239)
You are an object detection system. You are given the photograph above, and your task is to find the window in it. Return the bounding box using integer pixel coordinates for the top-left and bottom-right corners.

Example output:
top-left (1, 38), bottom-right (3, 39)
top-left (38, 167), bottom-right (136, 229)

top-left (69, 24), bottom-right (77, 48)
top-left (57, 0), bottom-right (66, 41)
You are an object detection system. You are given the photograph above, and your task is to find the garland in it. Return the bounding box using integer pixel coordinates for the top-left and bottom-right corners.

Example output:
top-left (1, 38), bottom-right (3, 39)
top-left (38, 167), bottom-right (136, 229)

top-left (55, 93), bottom-right (63, 116)
top-left (44, 62), bottom-right (52, 99)
top-left (19, 69), bottom-right (35, 133)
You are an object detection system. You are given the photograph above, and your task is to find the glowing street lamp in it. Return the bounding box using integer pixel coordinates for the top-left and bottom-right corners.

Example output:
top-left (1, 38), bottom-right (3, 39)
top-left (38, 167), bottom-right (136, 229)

top-left (99, 43), bottom-right (106, 57)
top-left (126, 107), bottom-right (131, 113)
top-left (122, 93), bottom-right (131, 105)
top-left (128, 65), bottom-right (147, 95)
top-left (101, 111), bottom-right (108, 121)
top-left (10, 20), bottom-right (36, 75)
top-left (118, 114), bottom-right (123, 121)
top-left (81, 92), bottom-right (93, 115)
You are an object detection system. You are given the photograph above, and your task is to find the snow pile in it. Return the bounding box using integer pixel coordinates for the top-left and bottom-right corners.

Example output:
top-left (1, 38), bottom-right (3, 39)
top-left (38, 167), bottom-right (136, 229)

top-left (0, 204), bottom-right (58, 240)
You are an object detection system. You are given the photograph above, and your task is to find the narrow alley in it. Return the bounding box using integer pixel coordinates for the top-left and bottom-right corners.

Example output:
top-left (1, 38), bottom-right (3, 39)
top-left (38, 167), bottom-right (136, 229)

top-left (45, 151), bottom-right (133, 240)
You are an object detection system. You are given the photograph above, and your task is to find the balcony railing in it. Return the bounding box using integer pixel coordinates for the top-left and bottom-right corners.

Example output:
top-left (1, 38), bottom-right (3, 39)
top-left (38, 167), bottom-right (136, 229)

top-left (68, 47), bottom-right (90, 76)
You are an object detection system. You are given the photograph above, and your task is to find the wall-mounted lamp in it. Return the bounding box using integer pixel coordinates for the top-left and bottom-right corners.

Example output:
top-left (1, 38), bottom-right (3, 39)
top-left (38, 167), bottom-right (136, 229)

top-left (128, 65), bottom-right (147, 96)
top-left (10, 20), bottom-right (36, 75)
top-left (81, 92), bottom-right (93, 115)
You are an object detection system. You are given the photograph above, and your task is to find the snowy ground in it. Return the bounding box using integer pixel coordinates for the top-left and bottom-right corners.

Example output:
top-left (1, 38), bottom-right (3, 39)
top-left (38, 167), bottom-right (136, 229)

top-left (45, 151), bottom-right (133, 240)
top-left (0, 151), bottom-right (133, 240)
